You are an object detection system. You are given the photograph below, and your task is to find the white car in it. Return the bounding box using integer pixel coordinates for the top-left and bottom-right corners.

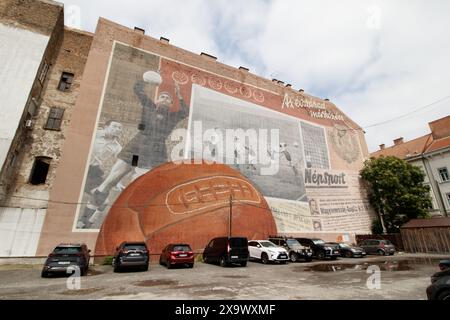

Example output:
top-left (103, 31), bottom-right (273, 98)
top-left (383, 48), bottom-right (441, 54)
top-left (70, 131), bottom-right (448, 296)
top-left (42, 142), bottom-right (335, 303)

top-left (248, 240), bottom-right (289, 264)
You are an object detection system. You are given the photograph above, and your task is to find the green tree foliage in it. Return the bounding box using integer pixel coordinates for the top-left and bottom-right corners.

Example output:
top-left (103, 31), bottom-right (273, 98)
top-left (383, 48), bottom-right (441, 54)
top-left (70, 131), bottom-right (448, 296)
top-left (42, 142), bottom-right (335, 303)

top-left (361, 156), bottom-right (432, 233)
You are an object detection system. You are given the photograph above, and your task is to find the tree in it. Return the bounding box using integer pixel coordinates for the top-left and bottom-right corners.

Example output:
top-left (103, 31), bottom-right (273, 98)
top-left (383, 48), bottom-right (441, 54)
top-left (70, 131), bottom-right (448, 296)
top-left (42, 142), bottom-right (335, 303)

top-left (360, 156), bottom-right (432, 233)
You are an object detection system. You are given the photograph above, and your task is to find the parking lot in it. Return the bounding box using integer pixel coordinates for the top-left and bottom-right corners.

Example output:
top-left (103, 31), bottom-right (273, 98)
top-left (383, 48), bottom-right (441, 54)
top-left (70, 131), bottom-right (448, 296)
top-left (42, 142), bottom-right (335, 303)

top-left (0, 253), bottom-right (446, 300)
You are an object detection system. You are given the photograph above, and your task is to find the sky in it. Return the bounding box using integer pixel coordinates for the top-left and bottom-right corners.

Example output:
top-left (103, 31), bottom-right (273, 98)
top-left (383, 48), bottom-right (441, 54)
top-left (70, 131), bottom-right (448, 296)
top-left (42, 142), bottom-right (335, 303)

top-left (59, 0), bottom-right (450, 153)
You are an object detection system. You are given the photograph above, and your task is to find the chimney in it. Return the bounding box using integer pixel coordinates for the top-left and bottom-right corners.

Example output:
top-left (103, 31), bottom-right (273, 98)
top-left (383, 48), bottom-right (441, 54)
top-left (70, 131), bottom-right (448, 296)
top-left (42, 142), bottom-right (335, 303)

top-left (324, 98), bottom-right (330, 101)
top-left (159, 36), bottom-right (169, 43)
top-left (299, 89), bottom-right (304, 93)
top-left (393, 137), bottom-right (404, 145)
top-left (379, 144), bottom-right (385, 150)
top-left (239, 66), bottom-right (249, 72)
top-left (286, 84), bottom-right (292, 88)
top-left (200, 52), bottom-right (217, 61)
top-left (134, 27), bottom-right (145, 34)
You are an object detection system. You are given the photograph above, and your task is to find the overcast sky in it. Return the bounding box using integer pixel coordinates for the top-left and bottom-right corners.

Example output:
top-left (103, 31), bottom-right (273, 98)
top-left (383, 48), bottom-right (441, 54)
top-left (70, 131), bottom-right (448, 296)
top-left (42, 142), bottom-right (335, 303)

top-left (59, 0), bottom-right (450, 153)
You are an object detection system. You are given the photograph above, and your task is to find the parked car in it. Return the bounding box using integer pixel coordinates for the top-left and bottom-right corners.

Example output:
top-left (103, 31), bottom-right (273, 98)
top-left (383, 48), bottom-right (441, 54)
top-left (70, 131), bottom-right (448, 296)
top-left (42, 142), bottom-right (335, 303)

top-left (203, 237), bottom-right (249, 267)
top-left (358, 239), bottom-right (395, 256)
top-left (112, 242), bottom-right (149, 272)
top-left (328, 242), bottom-right (366, 258)
top-left (427, 274), bottom-right (450, 300)
top-left (159, 243), bottom-right (194, 269)
top-left (248, 240), bottom-right (289, 264)
top-left (41, 243), bottom-right (90, 278)
top-left (268, 236), bottom-right (312, 262)
top-left (438, 260), bottom-right (450, 271)
top-left (296, 238), bottom-right (340, 260)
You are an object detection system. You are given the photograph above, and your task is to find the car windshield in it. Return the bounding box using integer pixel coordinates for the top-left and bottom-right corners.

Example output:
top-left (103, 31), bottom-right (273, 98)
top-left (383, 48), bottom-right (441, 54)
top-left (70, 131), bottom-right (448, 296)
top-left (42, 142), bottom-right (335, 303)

top-left (173, 245), bottom-right (191, 252)
top-left (124, 244), bottom-right (146, 251)
top-left (53, 247), bottom-right (81, 254)
top-left (286, 239), bottom-right (301, 246)
top-left (339, 243), bottom-right (351, 248)
top-left (312, 239), bottom-right (326, 245)
top-left (382, 240), bottom-right (392, 245)
top-left (229, 238), bottom-right (247, 247)
top-left (260, 241), bottom-right (277, 248)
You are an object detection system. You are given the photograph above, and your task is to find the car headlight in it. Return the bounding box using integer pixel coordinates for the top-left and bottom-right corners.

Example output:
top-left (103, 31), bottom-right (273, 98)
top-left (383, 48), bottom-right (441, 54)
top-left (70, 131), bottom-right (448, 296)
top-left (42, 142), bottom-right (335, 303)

top-left (351, 249), bottom-right (357, 252)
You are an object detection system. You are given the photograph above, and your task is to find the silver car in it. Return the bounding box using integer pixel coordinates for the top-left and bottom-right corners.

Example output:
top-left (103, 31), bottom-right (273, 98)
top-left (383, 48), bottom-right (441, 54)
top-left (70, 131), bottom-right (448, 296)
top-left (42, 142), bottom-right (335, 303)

top-left (359, 239), bottom-right (395, 255)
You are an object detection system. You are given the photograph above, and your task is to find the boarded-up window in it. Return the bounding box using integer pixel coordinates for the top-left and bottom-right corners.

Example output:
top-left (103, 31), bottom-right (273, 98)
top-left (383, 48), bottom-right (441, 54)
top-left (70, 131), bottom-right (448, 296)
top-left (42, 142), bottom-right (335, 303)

top-left (58, 72), bottom-right (74, 91)
top-left (29, 157), bottom-right (51, 185)
top-left (45, 107), bottom-right (64, 130)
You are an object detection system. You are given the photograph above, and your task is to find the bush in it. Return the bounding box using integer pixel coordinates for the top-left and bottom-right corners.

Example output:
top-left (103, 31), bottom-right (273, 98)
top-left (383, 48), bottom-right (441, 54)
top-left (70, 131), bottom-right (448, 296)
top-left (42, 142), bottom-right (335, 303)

top-left (102, 256), bottom-right (114, 265)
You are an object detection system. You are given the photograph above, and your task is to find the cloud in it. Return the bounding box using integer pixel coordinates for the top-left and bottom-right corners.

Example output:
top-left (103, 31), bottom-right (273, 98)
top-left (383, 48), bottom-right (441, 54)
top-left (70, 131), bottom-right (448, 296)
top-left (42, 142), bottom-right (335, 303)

top-left (59, 0), bottom-right (450, 152)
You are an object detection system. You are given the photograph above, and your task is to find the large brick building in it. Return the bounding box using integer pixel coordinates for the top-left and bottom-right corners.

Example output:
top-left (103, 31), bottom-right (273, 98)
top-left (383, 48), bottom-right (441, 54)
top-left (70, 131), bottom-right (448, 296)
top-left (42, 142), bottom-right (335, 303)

top-left (0, 0), bottom-right (376, 257)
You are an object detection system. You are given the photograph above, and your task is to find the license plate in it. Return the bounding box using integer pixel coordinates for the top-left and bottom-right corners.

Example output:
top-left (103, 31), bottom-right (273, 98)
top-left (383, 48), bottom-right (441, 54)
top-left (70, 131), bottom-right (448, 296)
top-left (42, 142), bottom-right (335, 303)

top-left (58, 261), bottom-right (70, 265)
top-left (179, 254), bottom-right (187, 257)
top-left (129, 253), bottom-right (140, 256)
top-left (334, 251), bottom-right (339, 254)
top-left (231, 255), bottom-right (238, 259)
top-left (307, 253), bottom-right (312, 256)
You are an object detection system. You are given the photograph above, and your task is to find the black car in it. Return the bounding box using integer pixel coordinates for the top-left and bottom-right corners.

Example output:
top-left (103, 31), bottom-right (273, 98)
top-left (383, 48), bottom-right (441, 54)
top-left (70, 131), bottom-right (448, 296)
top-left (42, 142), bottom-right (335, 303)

top-left (268, 236), bottom-right (313, 262)
top-left (203, 237), bottom-right (249, 267)
top-left (328, 242), bottom-right (366, 258)
top-left (427, 274), bottom-right (450, 300)
top-left (438, 260), bottom-right (450, 271)
top-left (112, 242), bottom-right (149, 272)
top-left (41, 243), bottom-right (90, 277)
top-left (296, 238), bottom-right (340, 260)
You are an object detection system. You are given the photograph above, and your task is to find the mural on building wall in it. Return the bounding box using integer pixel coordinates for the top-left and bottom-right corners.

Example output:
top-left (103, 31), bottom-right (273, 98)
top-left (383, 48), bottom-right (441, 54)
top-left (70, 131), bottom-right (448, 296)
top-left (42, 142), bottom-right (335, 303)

top-left (74, 42), bottom-right (375, 236)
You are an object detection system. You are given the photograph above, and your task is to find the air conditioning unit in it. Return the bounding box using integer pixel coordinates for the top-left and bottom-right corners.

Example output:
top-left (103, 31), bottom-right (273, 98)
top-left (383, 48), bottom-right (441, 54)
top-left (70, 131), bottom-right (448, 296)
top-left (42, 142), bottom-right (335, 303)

top-left (25, 120), bottom-right (33, 129)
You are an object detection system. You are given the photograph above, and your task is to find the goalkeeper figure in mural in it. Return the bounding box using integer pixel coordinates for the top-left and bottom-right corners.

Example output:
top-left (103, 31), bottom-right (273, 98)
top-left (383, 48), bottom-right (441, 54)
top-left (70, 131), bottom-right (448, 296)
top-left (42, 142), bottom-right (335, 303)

top-left (82, 71), bottom-right (189, 226)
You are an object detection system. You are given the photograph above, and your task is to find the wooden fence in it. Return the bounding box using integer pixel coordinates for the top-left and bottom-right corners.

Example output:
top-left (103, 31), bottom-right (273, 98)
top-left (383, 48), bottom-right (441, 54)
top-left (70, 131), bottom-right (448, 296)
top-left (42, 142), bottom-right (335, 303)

top-left (401, 227), bottom-right (450, 254)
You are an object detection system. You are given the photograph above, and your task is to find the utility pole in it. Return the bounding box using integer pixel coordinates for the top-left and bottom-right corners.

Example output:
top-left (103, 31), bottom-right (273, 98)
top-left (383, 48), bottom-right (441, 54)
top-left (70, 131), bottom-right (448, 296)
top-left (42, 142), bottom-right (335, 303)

top-left (229, 194), bottom-right (233, 237)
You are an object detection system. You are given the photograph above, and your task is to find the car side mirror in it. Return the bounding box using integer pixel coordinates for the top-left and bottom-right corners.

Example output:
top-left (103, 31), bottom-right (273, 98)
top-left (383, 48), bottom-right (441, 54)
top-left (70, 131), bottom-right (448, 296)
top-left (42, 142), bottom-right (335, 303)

top-left (257, 245), bottom-right (261, 248)
top-left (115, 247), bottom-right (119, 251)
top-left (88, 249), bottom-right (91, 253)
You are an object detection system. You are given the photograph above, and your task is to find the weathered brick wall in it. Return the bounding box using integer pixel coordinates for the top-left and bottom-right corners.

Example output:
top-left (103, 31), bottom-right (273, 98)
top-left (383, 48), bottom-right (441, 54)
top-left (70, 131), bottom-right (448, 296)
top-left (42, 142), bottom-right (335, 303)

top-left (4, 27), bottom-right (93, 208)
top-left (0, 0), bottom-right (63, 36)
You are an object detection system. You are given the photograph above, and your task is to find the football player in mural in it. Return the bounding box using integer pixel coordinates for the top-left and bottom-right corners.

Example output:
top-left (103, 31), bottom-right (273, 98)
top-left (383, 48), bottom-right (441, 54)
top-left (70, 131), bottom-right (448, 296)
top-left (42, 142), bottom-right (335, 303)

top-left (77, 120), bottom-right (123, 228)
top-left (83, 71), bottom-right (188, 225)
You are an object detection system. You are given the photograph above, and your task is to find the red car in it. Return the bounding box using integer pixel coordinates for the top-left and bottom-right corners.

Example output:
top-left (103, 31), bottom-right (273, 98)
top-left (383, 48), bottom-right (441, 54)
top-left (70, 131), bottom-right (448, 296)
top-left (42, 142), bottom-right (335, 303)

top-left (159, 244), bottom-right (194, 269)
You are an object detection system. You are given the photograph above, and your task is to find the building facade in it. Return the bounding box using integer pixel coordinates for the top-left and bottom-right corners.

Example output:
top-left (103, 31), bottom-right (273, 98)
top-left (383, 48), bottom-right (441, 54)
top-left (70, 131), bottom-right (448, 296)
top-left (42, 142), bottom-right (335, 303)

top-left (371, 116), bottom-right (450, 217)
top-left (1, 0), bottom-right (376, 257)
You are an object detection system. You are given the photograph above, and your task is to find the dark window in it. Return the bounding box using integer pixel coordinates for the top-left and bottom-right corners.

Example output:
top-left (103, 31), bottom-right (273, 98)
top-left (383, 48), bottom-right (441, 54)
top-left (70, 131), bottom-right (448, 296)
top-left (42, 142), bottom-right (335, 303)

top-left (173, 245), bottom-right (191, 252)
top-left (229, 238), bottom-right (247, 248)
top-left (248, 241), bottom-right (258, 247)
top-left (44, 107), bottom-right (64, 130)
top-left (123, 243), bottom-right (146, 251)
top-left (438, 167), bottom-right (449, 182)
top-left (29, 157), bottom-right (51, 185)
top-left (58, 72), bottom-right (74, 91)
top-left (132, 155), bottom-right (139, 167)
top-left (53, 247), bottom-right (81, 254)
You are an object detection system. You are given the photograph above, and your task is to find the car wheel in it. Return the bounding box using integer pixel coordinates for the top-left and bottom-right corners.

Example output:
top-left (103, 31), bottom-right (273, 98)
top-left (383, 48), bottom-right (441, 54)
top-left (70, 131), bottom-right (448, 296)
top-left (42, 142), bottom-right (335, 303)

top-left (261, 253), bottom-right (269, 264)
top-left (305, 257), bottom-right (312, 262)
top-left (389, 253), bottom-right (394, 256)
top-left (142, 264), bottom-right (149, 271)
top-left (280, 261), bottom-right (287, 264)
top-left (290, 252), bottom-right (298, 262)
top-left (188, 263), bottom-right (194, 268)
top-left (41, 270), bottom-right (48, 278)
top-left (166, 261), bottom-right (172, 269)
top-left (438, 290), bottom-right (450, 301)
top-left (219, 256), bottom-right (227, 267)
top-left (159, 257), bottom-right (163, 266)
top-left (203, 256), bottom-right (208, 264)
top-left (377, 249), bottom-right (386, 256)
top-left (345, 251), bottom-right (353, 258)
top-left (317, 251), bottom-right (325, 260)
top-left (240, 261), bottom-right (247, 267)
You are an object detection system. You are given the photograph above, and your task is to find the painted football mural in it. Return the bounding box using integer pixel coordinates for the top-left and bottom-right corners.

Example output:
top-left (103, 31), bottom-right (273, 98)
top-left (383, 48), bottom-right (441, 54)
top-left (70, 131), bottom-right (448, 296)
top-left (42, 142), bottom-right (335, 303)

top-left (95, 161), bottom-right (277, 256)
